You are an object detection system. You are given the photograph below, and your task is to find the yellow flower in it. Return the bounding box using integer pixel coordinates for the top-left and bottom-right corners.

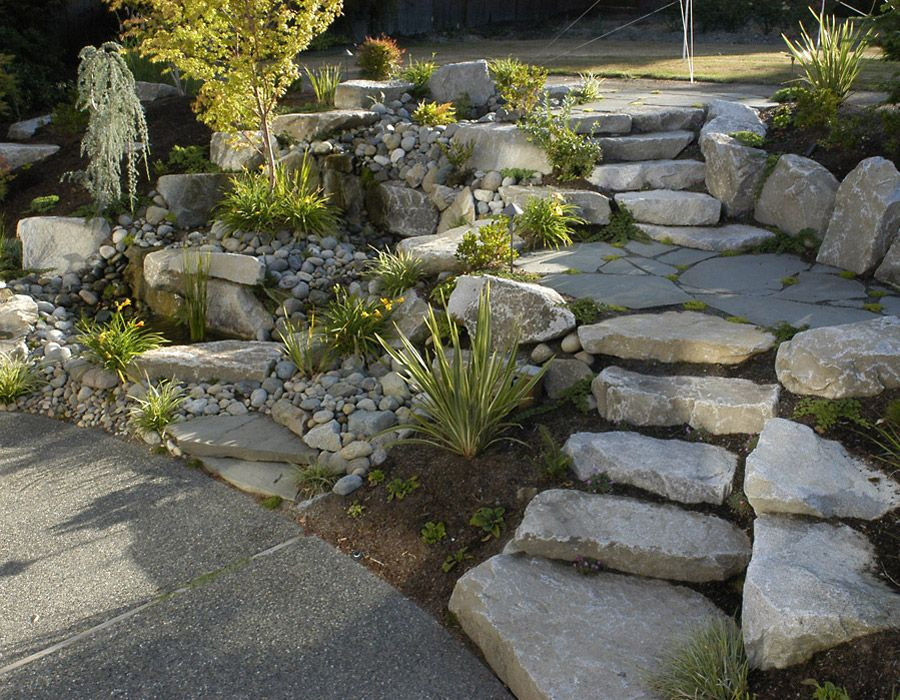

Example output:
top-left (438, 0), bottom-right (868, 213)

top-left (374, 309), bottom-right (382, 319)
top-left (135, 320), bottom-right (145, 328)
top-left (115, 298), bottom-right (132, 313)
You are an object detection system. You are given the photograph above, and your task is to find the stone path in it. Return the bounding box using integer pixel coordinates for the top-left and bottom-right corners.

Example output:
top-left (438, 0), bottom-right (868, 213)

top-left (0, 413), bottom-right (508, 698)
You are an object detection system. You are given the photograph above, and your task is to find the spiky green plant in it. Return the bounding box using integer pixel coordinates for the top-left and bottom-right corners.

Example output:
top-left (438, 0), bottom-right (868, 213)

top-left (399, 54), bottom-right (437, 97)
top-left (295, 461), bottom-right (339, 498)
top-left (515, 194), bottom-right (585, 250)
top-left (304, 64), bottom-right (341, 106)
top-left (572, 71), bottom-right (603, 103)
top-left (180, 249), bottom-right (209, 342)
top-left (412, 100), bottom-right (457, 126)
top-left (321, 289), bottom-right (399, 360)
top-left (783, 10), bottom-right (873, 99)
top-left (277, 308), bottom-right (331, 377)
top-left (365, 248), bottom-right (424, 297)
top-left (377, 283), bottom-right (547, 459)
top-left (65, 42), bottom-right (150, 212)
top-left (129, 376), bottom-right (185, 435)
top-left (0, 354), bottom-right (41, 404)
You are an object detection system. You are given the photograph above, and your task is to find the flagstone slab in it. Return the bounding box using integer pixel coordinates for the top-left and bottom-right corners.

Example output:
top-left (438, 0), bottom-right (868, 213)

top-left (200, 457), bottom-right (299, 501)
top-left (133, 341), bottom-right (283, 384)
top-left (615, 190), bottom-right (721, 226)
top-left (676, 254), bottom-right (809, 295)
top-left (516, 242), bottom-right (623, 275)
top-left (774, 272), bottom-right (869, 303)
top-left (168, 414), bottom-right (316, 464)
top-left (696, 293), bottom-right (878, 329)
top-left (542, 273), bottom-right (692, 309)
top-left (638, 223), bottom-right (775, 252)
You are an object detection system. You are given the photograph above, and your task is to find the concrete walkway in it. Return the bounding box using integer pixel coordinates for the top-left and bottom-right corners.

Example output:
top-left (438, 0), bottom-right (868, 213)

top-left (0, 413), bottom-right (508, 699)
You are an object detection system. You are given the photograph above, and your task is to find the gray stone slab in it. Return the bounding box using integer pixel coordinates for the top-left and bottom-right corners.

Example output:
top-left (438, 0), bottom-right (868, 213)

top-left (543, 272), bottom-right (692, 309)
top-left (3, 539), bottom-right (508, 699)
top-left (775, 272), bottom-right (869, 303)
top-left (199, 456), bottom-right (300, 501)
top-left (596, 130), bottom-right (694, 162)
top-left (133, 341), bottom-right (283, 384)
top-left (516, 241), bottom-right (622, 275)
top-left (638, 223), bottom-right (775, 252)
top-left (588, 159), bottom-right (706, 192)
top-left (624, 239), bottom-right (675, 257)
top-left (656, 248), bottom-right (720, 266)
top-left (598, 258), bottom-right (646, 275)
top-left (696, 293), bottom-right (878, 329)
top-left (615, 190), bottom-right (721, 227)
top-left (628, 256), bottom-right (678, 276)
top-left (677, 254), bottom-right (810, 295)
top-left (0, 412), bottom-right (298, 667)
top-left (167, 414), bottom-right (316, 464)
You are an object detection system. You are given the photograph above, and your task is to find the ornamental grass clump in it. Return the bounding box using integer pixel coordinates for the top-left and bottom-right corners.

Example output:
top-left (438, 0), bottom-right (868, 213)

top-left (0, 354), bottom-right (42, 404)
top-left (515, 194), bottom-right (585, 250)
top-left (129, 376), bottom-right (185, 435)
top-left (277, 309), bottom-right (332, 378)
top-left (399, 54), bottom-right (437, 96)
top-left (180, 249), bottom-right (209, 342)
top-left (377, 284), bottom-right (547, 459)
top-left (365, 248), bottom-right (424, 297)
top-left (304, 64), bottom-right (341, 106)
top-left (65, 42), bottom-right (149, 212)
top-left (322, 289), bottom-right (400, 360)
top-left (76, 299), bottom-right (166, 382)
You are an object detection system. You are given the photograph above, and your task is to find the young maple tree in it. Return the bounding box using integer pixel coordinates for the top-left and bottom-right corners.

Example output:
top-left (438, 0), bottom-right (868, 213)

top-left (132, 0), bottom-right (343, 186)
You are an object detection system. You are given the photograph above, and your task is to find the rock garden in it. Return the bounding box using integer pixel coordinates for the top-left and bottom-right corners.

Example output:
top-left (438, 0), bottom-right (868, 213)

top-left (0, 3), bottom-right (898, 699)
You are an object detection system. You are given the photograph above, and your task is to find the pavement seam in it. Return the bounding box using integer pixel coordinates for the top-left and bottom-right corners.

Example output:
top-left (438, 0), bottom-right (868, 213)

top-left (0, 535), bottom-right (303, 677)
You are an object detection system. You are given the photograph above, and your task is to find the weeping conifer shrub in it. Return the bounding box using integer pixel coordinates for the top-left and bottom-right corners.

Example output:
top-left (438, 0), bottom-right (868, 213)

top-left (65, 42), bottom-right (150, 212)
top-left (377, 283), bottom-right (547, 459)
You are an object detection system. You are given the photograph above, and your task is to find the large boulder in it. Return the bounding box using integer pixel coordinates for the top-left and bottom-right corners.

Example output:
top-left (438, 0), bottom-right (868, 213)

top-left (816, 157), bottom-right (900, 274)
top-left (272, 110), bottom-right (379, 142)
top-left (210, 131), bottom-right (275, 172)
top-left (875, 235), bottom-right (900, 286)
top-left (144, 249), bottom-right (264, 290)
top-left (428, 60), bottom-right (495, 106)
top-left (134, 341), bottom-right (283, 383)
top-left (448, 275), bottom-right (576, 347)
top-left (0, 293), bottom-right (38, 339)
top-left (755, 154), bottom-right (839, 238)
top-left (18, 216), bottom-right (109, 275)
top-left (745, 418), bottom-right (899, 520)
top-left (699, 100), bottom-right (766, 149)
top-left (743, 515), bottom-right (900, 669)
top-left (0, 143), bottom-right (59, 170)
top-left (156, 173), bottom-right (232, 228)
top-left (134, 81), bottom-right (180, 102)
top-left (452, 123), bottom-right (551, 175)
top-left (506, 490), bottom-right (751, 582)
top-left (396, 219), bottom-right (498, 274)
top-left (333, 79), bottom-right (413, 109)
top-left (775, 316), bottom-right (900, 398)
top-left (366, 182), bottom-right (439, 237)
top-left (449, 554), bottom-right (728, 700)
top-left (700, 132), bottom-right (767, 218)
top-left (499, 185), bottom-right (611, 225)
top-left (437, 187), bottom-right (476, 233)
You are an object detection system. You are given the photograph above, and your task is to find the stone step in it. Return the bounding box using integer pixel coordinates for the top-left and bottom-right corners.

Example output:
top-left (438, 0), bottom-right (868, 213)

top-left (629, 105), bottom-right (706, 133)
top-left (744, 418), bottom-right (899, 520)
top-left (199, 456), bottom-right (298, 502)
top-left (507, 490), bottom-right (751, 582)
top-left (577, 310), bottom-right (776, 365)
top-left (168, 414), bottom-right (317, 465)
top-left (498, 185), bottom-right (611, 225)
top-left (449, 554), bottom-right (727, 700)
top-left (615, 190), bottom-right (721, 226)
top-left (595, 130), bottom-right (694, 162)
top-left (743, 515), bottom-right (900, 670)
top-left (638, 222), bottom-right (776, 252)
top-left (588, 159), bottom-right (706, 192)
top-left (569, 112), bottom-right (632, 135)
top-left (133, 340), bottom-right (284, 384)
top-left (564, 431), bottom-right (738, 505)
top-left (592, 366), bottom-right (780, 435)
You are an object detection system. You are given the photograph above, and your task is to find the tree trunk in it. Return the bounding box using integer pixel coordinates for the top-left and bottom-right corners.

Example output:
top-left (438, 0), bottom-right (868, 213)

top-left (259, 111), bottom-right (277, 190)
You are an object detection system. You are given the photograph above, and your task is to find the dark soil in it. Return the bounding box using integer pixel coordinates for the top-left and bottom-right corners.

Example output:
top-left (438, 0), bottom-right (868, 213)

top-left (1, 95), bottom-right (211, 233)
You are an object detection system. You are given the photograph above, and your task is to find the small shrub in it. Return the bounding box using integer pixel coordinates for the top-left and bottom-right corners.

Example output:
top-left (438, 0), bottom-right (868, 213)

top-left (129, 377), bottom-right (185, 435)
top-left (278, 310), bottom-right (331, 377)
top-left (386, 475), bottom-right (420, 501)
top-left (455, 218), bottom-right (517, 273)
top-left (870, 0), bottom-right (900, 61)
top-left (304, 64), bottom-right (341, 106)
top-left (378, 283), bottom-right (547, 459)
top-left (412, 100), bottom-right (456, 126)
top-left (27, 194), bottom-right (59, 214)
top-left (520, 95), bottom-right (602, 181)
top-left (357, 35), bottom-right (405, 80)
top-left (803, 680), bottom-right (852, 700)
top-left (441, 546), bottom-right (471, 573)
top-left (322, 289), bottom-right (399, 360)
top-left (399, 54), bottom-right (437, 97)
top-left (365, 248), bottom-right (424, 297)
top-left (50, 89), bottom-right (89, 137)
top-left (420, 521), bottom-right (447, 544)
top-left (0, 53), bottom-right (18, 119)
top-left (76, 299), bottom-right (166, 382)
top-left (771, 85), bottom-right (807, 102)
top-left (648, 618), bottom-right (750, 700)
top-left (0, 354), bottom-right (41, 404)
top-left (566, 297), bottom-right (600, 325)
top-left (729, 130), bottom-right (765, 147)
top-left (153, 145), bottom-right (215, 176)
top-left (217, 160), bottom-right (337, 238)
top-left (794, 397), bottom-right (866, 432)
top-left (295, 462), bottom-right (338, 498)
top-left (180, 249), bottom-right (209, 342)
top-left (489, 57), bottom-right (547, 113)
top-left (598, 208), bottom-right (647, 245)
top-left (793, 87), bottom-right (841, 130)
top-left (533, 425), bottom-right (571, 480)
top-left (514, 194), bottom-right (585, 250)
top-left (572, 71), bottom-right (603, 104)
top-left (469, 506), bottom-right (505, 541)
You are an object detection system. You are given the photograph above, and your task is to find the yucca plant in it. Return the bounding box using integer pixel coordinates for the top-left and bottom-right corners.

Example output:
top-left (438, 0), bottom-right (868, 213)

top-left (648, 618), bottom-right (751, 700)
top-left (304, 64), bottom-right (341, 106)
top-left (180, 249), bottom-right (209, 342)
top-left (783, 10), bottom-right (873, 100)
top-left (129, 376), bottom-right (185, 435)
top-left (365, 248), bottom-right (424, 296)
top-left (515, 194), bottom-right (586, 250)
top-left (0, 353), bottom-right (42, 404)
top-left (277, 308), bottom-right (332, 377)
top-left (377, 284), bottom-right (547, 459)
top-left (412, 101), bottom-right (456, 126)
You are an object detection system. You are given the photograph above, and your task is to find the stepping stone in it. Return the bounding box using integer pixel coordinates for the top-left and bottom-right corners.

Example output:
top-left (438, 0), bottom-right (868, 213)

top-left (697, 293), bottom-right (878, 330)
top-left (775, 316), bottom-right (900, 398)
top-left (657, 247), bottom-right (719, 266)
top-left (677, 253), bottom-right (809, 295)
top-left (449, 554), bottom-right (728, 700)
top-left (593, 366), bottom-right (780, 435)
top-left (542, 272), bottom-right (691, 309)
top-left (589, 159), bottom-right (706, 192)
top-left (578, 311), bottom-right (775, 364)
top-left (507, 490), bottom-right (751, 582)
top-left (629, 106), bottom-right (706, 132)
top-left (745, 418), bottom-right (899, 520)
top-left (615, 190), bottom-right (721, 226)
top-left (168, 414), bottom-right (317, 465)
top-left (564, 431), bottom-right (738, 505)
top-left (638, 223), bottom-right (775, 252)
top-left (134, 341), bottom-right (283, 384)
top-left (200, 456), bottom-right (298, 502)
top-left (516, 241), bottom-right (622, 275)
top-left (596, 130), bottom-right (694, 162)
top-left (774, 271), bottom-right (868, 304)
top-left (743, 515), bottom-right (900, 669)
